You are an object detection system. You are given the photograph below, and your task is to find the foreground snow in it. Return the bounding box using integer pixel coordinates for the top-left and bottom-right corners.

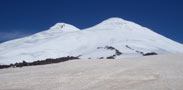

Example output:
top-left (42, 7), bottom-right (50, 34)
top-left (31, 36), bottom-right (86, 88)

top-left (0, 54), bottom-right (183, 90)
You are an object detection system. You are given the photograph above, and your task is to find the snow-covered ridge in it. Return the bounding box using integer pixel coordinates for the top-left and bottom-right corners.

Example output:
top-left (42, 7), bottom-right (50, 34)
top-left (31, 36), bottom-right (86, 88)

top-left (0, 17), bottom-right (183, 64)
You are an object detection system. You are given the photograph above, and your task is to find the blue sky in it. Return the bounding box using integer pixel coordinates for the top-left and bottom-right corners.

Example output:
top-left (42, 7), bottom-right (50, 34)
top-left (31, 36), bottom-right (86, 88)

top-left (0, 0), bottom-right (182, 43)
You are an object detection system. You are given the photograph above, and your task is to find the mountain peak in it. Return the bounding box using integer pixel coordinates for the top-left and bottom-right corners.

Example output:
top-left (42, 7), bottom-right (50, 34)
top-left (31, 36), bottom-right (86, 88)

top-left (88, 17), bottom-right (130, 30)
top-left (50, 23), bottom-right (66, 29)
top-left (49, 23), bottom-right (80, 32)
top-left (101, 17), bottom-right (127, 25)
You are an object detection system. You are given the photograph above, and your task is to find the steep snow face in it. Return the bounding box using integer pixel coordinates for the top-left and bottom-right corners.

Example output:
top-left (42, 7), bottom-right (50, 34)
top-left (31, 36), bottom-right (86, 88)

top-left (0, 17), bottom-right (183, 64)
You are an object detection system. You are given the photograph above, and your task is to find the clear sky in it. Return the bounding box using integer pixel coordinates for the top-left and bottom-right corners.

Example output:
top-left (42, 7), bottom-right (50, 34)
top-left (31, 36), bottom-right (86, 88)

top-left (0, 0), bottom-right (182, 43)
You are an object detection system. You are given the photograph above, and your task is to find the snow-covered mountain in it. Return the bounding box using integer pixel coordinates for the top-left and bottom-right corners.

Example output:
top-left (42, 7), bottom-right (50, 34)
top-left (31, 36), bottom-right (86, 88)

top-left (0, 17), bottom-right (183, 64)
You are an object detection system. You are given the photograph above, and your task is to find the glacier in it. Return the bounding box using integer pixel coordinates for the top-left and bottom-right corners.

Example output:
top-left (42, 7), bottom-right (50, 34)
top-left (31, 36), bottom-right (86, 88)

top-left (0, 17), bottom-right (183, 64)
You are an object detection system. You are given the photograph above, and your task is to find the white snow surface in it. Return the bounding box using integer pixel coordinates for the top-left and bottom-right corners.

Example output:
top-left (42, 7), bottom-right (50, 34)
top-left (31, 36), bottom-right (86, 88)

top-left (0, 54), bottom-right (183, 90)
top-left (0, 17), bottom-right (183, 64)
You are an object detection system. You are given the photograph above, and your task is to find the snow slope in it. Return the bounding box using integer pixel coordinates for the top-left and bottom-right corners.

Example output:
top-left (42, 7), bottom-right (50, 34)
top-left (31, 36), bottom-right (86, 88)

top-left (0, 17), bottom-right (183, 64)
top-left (0, 54), bottom-right (183, 90)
